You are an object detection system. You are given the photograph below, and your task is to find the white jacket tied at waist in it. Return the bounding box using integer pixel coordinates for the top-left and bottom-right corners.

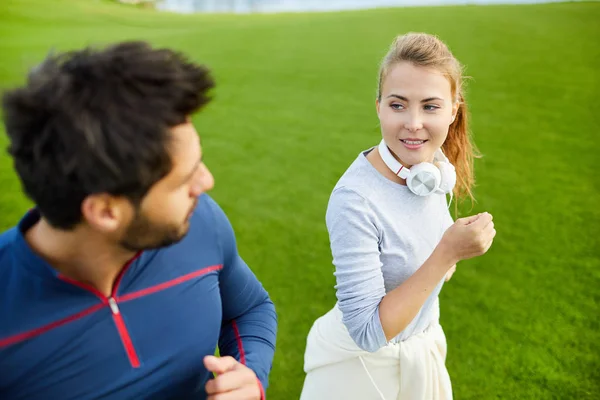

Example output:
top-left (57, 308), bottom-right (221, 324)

top-left (301, 304), bottom-right (453, 400)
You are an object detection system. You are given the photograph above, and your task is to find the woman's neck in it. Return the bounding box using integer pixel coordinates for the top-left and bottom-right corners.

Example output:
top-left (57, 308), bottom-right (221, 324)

top-left (366, 147), bottom-right (407, 186)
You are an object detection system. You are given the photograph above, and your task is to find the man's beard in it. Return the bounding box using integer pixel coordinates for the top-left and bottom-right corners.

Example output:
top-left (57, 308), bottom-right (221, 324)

top-left (119, 209), bottom-right (189, 252)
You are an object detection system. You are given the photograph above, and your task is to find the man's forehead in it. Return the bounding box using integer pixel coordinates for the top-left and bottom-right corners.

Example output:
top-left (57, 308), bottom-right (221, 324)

top-left (169, 124), bottom-right (201, 166)
top-left (170, 122), bottom-right (200, 146)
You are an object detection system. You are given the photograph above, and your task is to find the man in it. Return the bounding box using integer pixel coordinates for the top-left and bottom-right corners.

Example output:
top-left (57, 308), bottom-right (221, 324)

top-left (0, 41), bottom-right (277, 400)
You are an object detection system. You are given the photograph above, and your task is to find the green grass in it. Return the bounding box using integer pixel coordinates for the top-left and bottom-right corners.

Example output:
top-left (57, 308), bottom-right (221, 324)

top-left (1, 0), bottom-right (599, 398)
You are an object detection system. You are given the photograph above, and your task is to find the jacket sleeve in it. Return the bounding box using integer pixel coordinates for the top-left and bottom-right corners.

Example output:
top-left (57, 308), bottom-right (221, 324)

top-left (207, 196), bottom-right (277, 397)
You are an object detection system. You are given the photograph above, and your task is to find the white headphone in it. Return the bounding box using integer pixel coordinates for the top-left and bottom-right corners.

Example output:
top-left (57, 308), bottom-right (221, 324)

top-left (378, 139), bottom-right (456, 197)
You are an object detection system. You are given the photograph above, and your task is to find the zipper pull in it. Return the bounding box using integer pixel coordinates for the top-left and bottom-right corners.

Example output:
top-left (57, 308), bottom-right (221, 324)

top-left (108, 297), bottom-right (120, 315)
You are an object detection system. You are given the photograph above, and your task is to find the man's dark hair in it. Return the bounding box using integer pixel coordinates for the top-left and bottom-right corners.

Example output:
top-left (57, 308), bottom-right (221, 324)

top-left (2, 41), bottom-right (214, 229)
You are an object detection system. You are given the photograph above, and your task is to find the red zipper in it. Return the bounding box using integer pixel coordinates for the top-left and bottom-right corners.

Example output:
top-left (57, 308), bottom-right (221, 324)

top-left (58, 252), bottom-right (142, 368)
top-left (107, 297), bottom-right (140, 367)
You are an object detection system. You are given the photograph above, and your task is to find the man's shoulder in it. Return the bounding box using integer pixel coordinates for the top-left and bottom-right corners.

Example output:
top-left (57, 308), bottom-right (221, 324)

top-left (0, 226), bottom-right (18, 265)
top-left (194, 194), bottom-right (228, 227)
top-left (0, 228), bottom-right (19, 331)
top-left (166, 194), bottom-right (228, 256)
top-left (197, 193), bottom-right (217, 211)
top-left (149, 195), bottom-right (226, 274)
top-left (0, 225), bottom-right (18, 243)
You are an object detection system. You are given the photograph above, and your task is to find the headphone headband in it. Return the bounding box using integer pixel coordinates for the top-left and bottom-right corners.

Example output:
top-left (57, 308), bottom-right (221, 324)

top-left (378, 139), bottom-right (449, 171)
top-left (377, 139), bottom-right (456, 198)
top-left (378, 139), bottom-right (409, 179)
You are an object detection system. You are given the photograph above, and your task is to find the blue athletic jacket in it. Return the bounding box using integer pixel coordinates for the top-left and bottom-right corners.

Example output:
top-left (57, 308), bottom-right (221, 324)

top-left (0, 194), bottom-right (277, 399)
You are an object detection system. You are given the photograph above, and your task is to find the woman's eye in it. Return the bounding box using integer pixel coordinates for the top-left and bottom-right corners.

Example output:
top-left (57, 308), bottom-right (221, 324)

top-left (424, 105), bottom-right (440, 111)
top-left (390, 103), bottom-right (403, 110)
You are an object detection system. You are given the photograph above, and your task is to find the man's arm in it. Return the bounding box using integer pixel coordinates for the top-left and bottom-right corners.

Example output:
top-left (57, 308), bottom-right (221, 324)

top-left (207, 196), bottom-right (277, 397)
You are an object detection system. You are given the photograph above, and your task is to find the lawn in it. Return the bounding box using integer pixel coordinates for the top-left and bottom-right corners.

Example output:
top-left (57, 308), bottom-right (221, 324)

top-left (1, 0), bottom-right (599, 398)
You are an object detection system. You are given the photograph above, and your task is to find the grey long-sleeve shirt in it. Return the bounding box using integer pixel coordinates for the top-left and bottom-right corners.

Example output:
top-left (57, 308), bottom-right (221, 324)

top-left (326, 149), bottom-right (453, 352)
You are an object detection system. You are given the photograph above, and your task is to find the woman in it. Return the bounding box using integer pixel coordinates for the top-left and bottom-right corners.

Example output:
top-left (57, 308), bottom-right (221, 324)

top-left (300, 33), bottom-right (496, 400)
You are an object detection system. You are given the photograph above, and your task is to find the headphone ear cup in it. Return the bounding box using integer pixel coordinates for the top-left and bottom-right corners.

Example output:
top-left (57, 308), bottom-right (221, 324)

top-left (435, 161), bottom-right (456, 194)
top-left (406, 163), bottom-right (442, 196)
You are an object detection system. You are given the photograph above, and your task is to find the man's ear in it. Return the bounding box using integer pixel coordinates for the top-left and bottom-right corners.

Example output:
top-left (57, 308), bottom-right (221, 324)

top-left (81, 194), bottom-right (130, 233)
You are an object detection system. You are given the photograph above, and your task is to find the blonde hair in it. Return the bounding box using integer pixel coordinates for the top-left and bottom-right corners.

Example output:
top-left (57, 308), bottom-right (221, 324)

top-left (377, 32), bottom-right (478, 203)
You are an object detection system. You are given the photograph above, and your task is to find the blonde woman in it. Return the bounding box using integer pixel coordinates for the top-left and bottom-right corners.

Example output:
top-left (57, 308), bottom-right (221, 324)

top-left (301, 33), bottom-right (496, 400)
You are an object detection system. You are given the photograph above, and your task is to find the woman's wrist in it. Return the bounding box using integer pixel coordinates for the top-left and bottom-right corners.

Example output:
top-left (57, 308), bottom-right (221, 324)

top-left (432, 241), bottom-right (459, 271)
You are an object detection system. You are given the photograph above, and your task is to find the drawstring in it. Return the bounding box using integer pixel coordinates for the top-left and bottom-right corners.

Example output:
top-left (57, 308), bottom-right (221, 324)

top-left (359, 356), bottom-right (388, 400)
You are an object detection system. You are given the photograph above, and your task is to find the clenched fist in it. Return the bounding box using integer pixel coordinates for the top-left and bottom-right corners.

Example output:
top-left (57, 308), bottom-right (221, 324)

top-left (204, 355), bottom-right (263, 400)
top-left (439, 212), bottom-right (496, 265)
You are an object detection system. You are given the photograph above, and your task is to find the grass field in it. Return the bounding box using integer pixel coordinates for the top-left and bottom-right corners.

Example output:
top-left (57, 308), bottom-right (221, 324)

top-left (1, 0), bottom-right (599, 398)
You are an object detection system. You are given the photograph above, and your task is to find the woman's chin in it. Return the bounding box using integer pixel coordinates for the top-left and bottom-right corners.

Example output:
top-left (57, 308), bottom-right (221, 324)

top-left (395, 150), bottom-right (431, 167)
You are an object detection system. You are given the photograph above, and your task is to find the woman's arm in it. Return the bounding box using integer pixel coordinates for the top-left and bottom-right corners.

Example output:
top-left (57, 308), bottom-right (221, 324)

top-left (379, 213), bottom-right (495, 341)
top-left (328, 187), bottom-right (495, 350)
top-left (378, 243), bottom-right (455, 341)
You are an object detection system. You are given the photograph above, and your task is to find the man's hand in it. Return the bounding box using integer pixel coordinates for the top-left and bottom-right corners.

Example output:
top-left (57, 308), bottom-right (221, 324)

top-left (204, 355), bottom-right (263, 400)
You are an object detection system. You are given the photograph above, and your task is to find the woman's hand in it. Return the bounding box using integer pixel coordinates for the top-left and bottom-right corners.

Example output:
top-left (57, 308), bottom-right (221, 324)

top-left (438, 212), bottom-right (496, 265)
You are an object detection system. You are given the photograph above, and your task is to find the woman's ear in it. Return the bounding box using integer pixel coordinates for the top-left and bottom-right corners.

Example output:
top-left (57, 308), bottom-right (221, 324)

top-left (450, 101), bottom-right (459, 124)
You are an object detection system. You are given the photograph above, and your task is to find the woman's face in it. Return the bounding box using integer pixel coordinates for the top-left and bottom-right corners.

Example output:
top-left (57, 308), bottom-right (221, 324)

top-left (376, 61), bottom-right (458, 168)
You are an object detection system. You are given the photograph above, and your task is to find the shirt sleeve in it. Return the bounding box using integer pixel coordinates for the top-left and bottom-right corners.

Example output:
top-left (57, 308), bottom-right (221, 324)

top-left (207, 196), bottom-right (277, 396)
top-left (326, 187), bottom-right (388, 352)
